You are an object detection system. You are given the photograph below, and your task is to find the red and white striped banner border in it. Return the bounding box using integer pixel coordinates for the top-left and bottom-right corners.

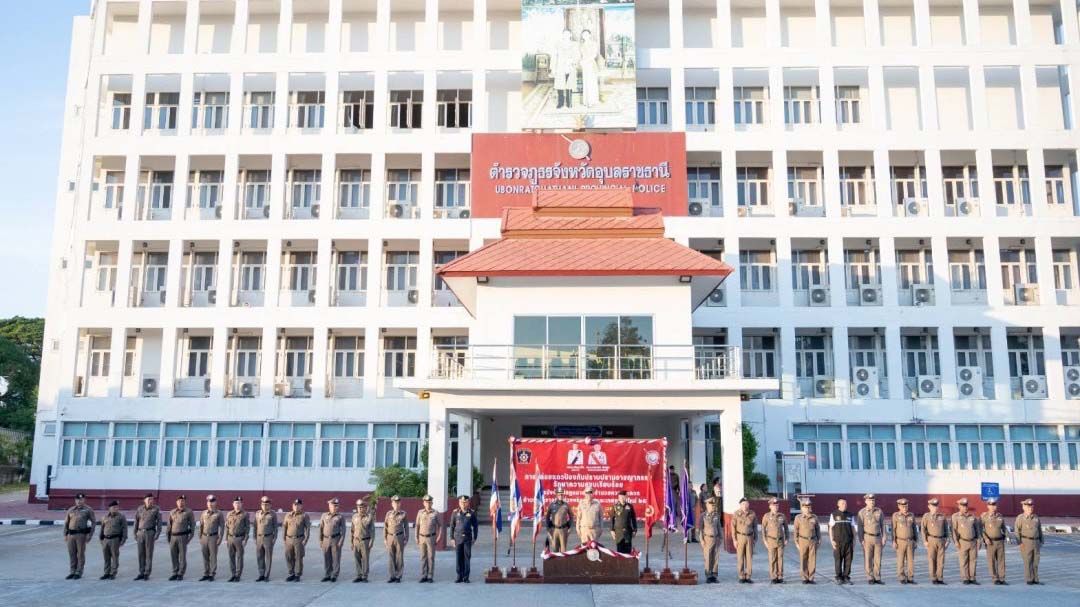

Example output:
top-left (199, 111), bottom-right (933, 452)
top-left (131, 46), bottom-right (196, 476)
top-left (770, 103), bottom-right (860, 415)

top-left (541, 540), bottom-right (640, 560)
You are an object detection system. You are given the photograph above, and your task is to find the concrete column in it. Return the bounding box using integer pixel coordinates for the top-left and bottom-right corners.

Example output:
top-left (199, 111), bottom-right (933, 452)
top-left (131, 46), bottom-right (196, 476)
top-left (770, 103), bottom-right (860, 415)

top-left (265, 238), bottom-right (283, 308)
top-left (274, 71), bottom-right (289, 136)
top-left (1034, 235), bottom-right (1056, 310)
top-left (472, 0), bottom-right (488, 52)
top-left (172, 154), bottom-right (190, 222)
top-left (455, 413), bottom-right (475, 496)
top-left (1026, 144), bottom-right (1050, 218)
top-left (279, 0), bottom-right (294, 53)
top-left (924, 148), bottom-right (945, 216)
top-left (422, 69), bottom-right (437, 137)
top-left (316, 236), bottom-right (333, 307)
top-left (989, 326), bottom-right (1012, 400)
top-left (160, 326), bottom-right (177, 398)
top-left (261, 326), bottom-right (277, 397)
top-left (216, 239), bottom-right (232, 309)
top-left (868, 65), bottom-right (888, 132)
top-left (780, 325), bottom-right (797, 400)
top-left (418, 235), bottom-right (434, 308)
top-left (826, 237), bottom-right (845, 309)
top-left (885, 325), bottom-right (906, 398)
top-left (975, 147), bottom-right (996, 218)
top-left (122, 154), bottom-right (141, 224)
top-left (970, 64), bottom-right (989, 132)
top-left (270, 152), bottom-right (287, 221)
top-left (720, 404), bottom-right (744, 514)
top-left (716, 0), bottom-right (732, 49)
top-left (136, 0), bottom-right (154, 54)
top-left (689, 414), bottom-right (708, 485)
top-left (919, 65), bottom-right (939, 132)
top-left (832, 325), bottom-right (851, 401)
top-left (375, 0), bottom-right (391, 52)
top-left (320, 152), bottom-right (335, 225)
top-left (328, 0), bottom-right (343, 53)
top-left (233, 0), bottom-right (249, 54)
top-left (823, 148), bottom-right (841, 219)
top-left (1012, 0), bottom-right (1032, 46)
top-left (873, 148), bottom-right (893, 218)
top-left (228, 71), bottom-right (244, 137)
top-left (671, 67), bottom-right (687, 132)
top-left (1018, 64), bottom-right (1038, 134)
top-left (723, 235), bottom-right (741, 311)
top-left (814, 0), bottom-right (831, 47)
top-left (324, 74), bottom-right (341, 140)
top-left (862, 0), bottom-right (882, 47)
top-left (184, 0), bottom-right (200, 54)
top-left (769, 67), bottom-right (785, 132)
top-left (419, 149), bottom-right (435, 221)
top-left (776, 236), bottom-right (794, 307)
top-left (107, 327), bottom-right (126, 398)
top-left (115, 239), bottom-right (134, 309)
top-left (961, 0), bottom-right (981, 45)
top-left (772, 148), bottom-right (788, 216)
top-left (912, 0), bottom-right (931, 47)
top-left (1042, 325), bottom-right (1066, 401)
top-left (311, 326), bottom-right (329, 398)
top-left (765, 0), bottom-right (781, 48)
top-left (929, 235), bottom-right (953, 307)
top-left (878, 235), bottom-right (899, 307)
top-left (721, 145), bottom-right (738, 217)
top-left (717, 68), bottom-right (735, 132)
top-left (165, 239), bottom-right (184, 308)
top-left (937, 325), bottom-right (959, 399)
top-left (983, 236), bottom-right (1005, 307)
top-left (210, 326), bottom-right (228, 398)
top-left (819, 65), bottom-right (837, 131)
top-left (427, 401), bottom-right (450, 511)
top-left (472, 69), bottom-right (487, 132)
top-left (1059, 0), bottom-right (1080, 44)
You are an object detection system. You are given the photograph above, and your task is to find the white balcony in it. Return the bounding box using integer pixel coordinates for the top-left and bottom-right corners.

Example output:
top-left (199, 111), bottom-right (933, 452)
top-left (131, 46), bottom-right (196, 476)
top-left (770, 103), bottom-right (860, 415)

top-left (331, 377), bottom-right (365, 398)
top-left (175, 377), bottom-right (210, 398)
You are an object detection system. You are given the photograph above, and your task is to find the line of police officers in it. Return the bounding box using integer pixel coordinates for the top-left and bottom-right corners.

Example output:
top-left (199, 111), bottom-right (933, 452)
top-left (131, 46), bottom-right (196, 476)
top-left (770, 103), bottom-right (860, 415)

top-left (63, 489), bottom-right (1046, 585)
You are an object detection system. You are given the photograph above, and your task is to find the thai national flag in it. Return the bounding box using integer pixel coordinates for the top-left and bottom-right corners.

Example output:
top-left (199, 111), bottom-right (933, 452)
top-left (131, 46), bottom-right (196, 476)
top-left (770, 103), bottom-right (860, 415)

top-left (489, 460), bottom-right (502, 539)
top-left (508, 461), bottom-right (523, 542)
top-left (531, 463), bottom-right (545, 542)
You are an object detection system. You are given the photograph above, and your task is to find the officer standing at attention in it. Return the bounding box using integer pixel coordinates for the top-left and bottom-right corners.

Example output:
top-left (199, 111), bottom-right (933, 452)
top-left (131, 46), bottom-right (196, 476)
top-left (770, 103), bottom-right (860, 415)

top-left (698, 496), bottom-right (723, 583)
top-left (981, 497), bottom-right (1008, 585)
top-left (415, 494), bottom-right (443, 583)
top-left (951, 497), bottom-right (981, 584)
top-left (921, 498), bottom-right (950, 584)
top-left (762, 497), bottom-right (789, 583)
top-left (793, 498), bottom-right (820, 584)
top-left (576, 486), bottom-right (603, 544)
top-left (199, 495), bottom-right (225, 581)
top-left (320, 498), bottom-right (346, 582)
top-left (133, 493), bottom-right (161, 580)
top-left (545, 486), bottom-right (573, 551)
top-left (829, 498), bottom-right (855, 585)
top-left (283, 498), bottom-right (312, 582)
top-left (890, 498), bottom-right (919, 584)
top-left (1014, 498), bottom-right (1043, 585)
top-left (857, 494), bottom-right (885, 584)
top-left (167, 495), bottom-right (196, 581)
top-left (732, 497), bottom-right (758, 583)
top-left (63, 493), bottom-right (96, 580)
top-left (448, 494), bottom-right (479, 583)
top-left (254, 496), bottom-right (279, 582)
top-left (351, 499), bottom-right (375, 583)
top-left (224, 496), bottom-right (250, 582)
top-left (609, 490), bottom-right (637, 554)
top-left (98, 500), bottom-right (127, 580)
top-left (384, 495), bottom-right (409, 583)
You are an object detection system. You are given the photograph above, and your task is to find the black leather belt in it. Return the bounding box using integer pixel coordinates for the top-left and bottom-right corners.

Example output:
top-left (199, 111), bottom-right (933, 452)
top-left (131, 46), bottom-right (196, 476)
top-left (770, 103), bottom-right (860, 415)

top-left (798, 535), bottom-right (817, 540)
top-left (204, 532), bottom-right (219, 536)
top-left (985, 535), bottom-right (1004, 542)
top-left (1021, 535), bottom-right (1040, 540)
top-left (928, 534), bottom-right (946, 538)
top-left (68, 528), bottom-right (92, 535)
top-left (330, 533), bottom-right (341, 539)
top-left (863, 532), bottom-right (880, 537)
top-left (173, 530), bottom-right (193, 536)
top-left (420, 533), bottom-right (436, 537)
top-left (103, 534), bottom-right (123, 539)
top-left (736, 531), bottom-right (754, 536)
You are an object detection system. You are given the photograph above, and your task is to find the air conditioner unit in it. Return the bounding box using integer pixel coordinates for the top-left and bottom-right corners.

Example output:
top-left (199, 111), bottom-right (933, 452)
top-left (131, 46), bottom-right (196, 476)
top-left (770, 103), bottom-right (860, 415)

top-left (813, 376), bottom-right (834, 397)
top-left (788, 200), bottom-right (799, 216)
top-left (240, 382), bottom-right (255, 397)
top-left (911, 284), bottom-right (934, 306)
top-left (1064, 366), bottom-right (1080, 399)
top-left (737, 207), bottom-right (748, 217)
top-left (917, 375), bottom-right (942, 398)
top-left (1014, 284), bottom-right (1038, 305)
top-left (955, 198), bottom-right (977, 216)
top-left (859, 285), bottom-right (880, 306)
top-left (159, 290), bottom-right (167, 304)
top-left (407, 289), bottom-right (420, 304)
top-left (273, 382), bottom-right (288, 396)
top-left (74, 375), bottom-right (85, 396)
top-left (1021, 375), bottom-right (1048, 399)
top-left (389, 203), bottom-right (404, 218)
top-left (808, 287), bottom-right (830, 306)
top-left (852, 367), bottom-right (878, 398)
top-left (708, 289), bottom-right (725, 305)
top-left (688, 202), bottom-right (703, 216)
top-left (459, 209), bottom-right (471, 219)
top-left (262, 205), bottom-right (270, 218)
top-left (141, 375), bottom-right (159, 397)
top-left (956, 366), bottom-right (983, 399)
top-left (311, 203), bottom-right (320, 218)
top-left (307, 289), bottom-right (316, 303)
top-left (207, 289), bottom-right (217, 304)
top-left (841, 206), bottom-right (853, 217)
top-left (904, 197), bottom-right (926, 217)
top-left (214, 205), bottom-right (223, 219)
top-left (304, 378), bottom-right (313, 394)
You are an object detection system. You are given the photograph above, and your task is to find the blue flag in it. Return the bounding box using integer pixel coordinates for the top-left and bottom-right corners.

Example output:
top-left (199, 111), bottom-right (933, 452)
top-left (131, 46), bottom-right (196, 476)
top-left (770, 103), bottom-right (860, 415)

top-left (664, 468), bottom-right (677, 531)
top-left (680, 463), bottom-right (694, 540)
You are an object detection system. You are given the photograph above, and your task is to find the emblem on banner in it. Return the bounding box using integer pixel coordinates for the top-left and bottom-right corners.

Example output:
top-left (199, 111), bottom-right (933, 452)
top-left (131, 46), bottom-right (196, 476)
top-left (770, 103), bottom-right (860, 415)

top-left (516, 449), bottom-right (532, 464)
top-left (586, 548), bottom-right (601, 562)
top-left (644, 450), bottom-right (661, 466)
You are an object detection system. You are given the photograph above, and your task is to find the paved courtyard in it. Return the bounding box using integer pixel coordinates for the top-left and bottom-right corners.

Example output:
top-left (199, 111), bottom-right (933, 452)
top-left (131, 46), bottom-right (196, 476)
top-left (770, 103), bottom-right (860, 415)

top-left (2, 522), bottom-right (1079, 606)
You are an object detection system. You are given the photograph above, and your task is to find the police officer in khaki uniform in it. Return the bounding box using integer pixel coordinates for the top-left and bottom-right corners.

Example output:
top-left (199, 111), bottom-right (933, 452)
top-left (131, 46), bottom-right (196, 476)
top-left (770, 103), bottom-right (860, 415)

top-left (951, 497), bottom-right (981, 584)
top-left (416, 494), bottom-right (443, 583)
top-left (98, 500), bottom-right (127, 580)
top-left (981, 497), bottom-right (1008, 584)
top-left (283, 498), bottom-right (311, 582)
top-left (890, 498), bottom-right (919, 584)
top-left (320, 498), bottom-right (346, 582)
top-left (576, 486), bottom-right (602, 544)
top-left (698, 496), bottom-right (723, 583)
top-left (199, 494), bottom-right (225, 581)
top-left (384, 495), bottom-right (409, 583)
top-left (793, 498), bottom-right (820, 584)
top-left (921, 497), bottom-right (950, 584)
top-left (224, 496), bottom-right (250, 582)
top-left (167, 495), bottom-right (196, 581)
top-left (856, 494), bottom-right (884, 584)
top-left (609, 490), bottom-right (637, 554)
top-left (545, 487), bottom-right (573, 551)
top-left (732, 497), bottom-right (758, 583)
top-left (133, 493), bottom-right (161, 580)
top-left (762, 497), bottom-right (789, 583)
top-left (254, 496), bottom-right (278, 582)
top-left (63, 493), bottom-right (96, 579)
top-left (1014, 498), bottom-right (1043, 585)
top-left (351, 499), bottom-right (375, 583)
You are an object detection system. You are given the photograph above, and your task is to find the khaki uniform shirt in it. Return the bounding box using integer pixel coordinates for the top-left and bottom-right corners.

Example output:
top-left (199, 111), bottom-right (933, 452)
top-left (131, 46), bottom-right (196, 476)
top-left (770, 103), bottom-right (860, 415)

top-left (951, 511), bottom-right (980, 542)
top-left (1014, 513), bottom-right (1043, 544)
top-left (546, 500), bottom-right (572, 529)
top-left (255, 509), bottom-right (279, 538)
top-left (225, 510), bottom-right (249, 540)
top-left (282, 512), bottom-right (311, 542)
top-left (891, 511), bottom-right (918, 541)
top-left (168, 507), bottom-right (196, 536)
top-left (761, 511), bottom-right (788, 545)
top-left (700, 511), bottom-right (723, 538)
top-left (65, 505), bottom-right (96, 534)
top-left (100, 511), bottom-right (128, 541)
top-left (793, 512), bottom-right (819, 542)
top-left (857, 506), bottom-right (884, 542)
top-left (981, 512), bottom-right (1006, 541)
top-left (384, 509), bottom-right (408, 540)
top-left (576, 500), bottom-right (602, 531)
top-left (319, 512), bottom-right (346, 544)
top-left (920, 512), bottom-right (950, 542)
top-left (200, 509), bottom-right (225, 543)
top-left (415, 509), bottom-right (442, 541)
top-left (351, 512), bottom-right (375, 542)
top-left (732, 509), bottom-right (758, 540)
top-left (134, 504), bottom-right (161, 537)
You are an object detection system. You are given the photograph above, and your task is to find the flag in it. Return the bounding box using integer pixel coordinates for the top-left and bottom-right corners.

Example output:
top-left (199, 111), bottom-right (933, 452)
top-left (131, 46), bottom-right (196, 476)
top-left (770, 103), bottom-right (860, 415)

top-left (532, 463), bottom-right (545, 541)
top-left (645, 465), bottom-right (662, 539)
top-left (664, 468), bottom-right (677, 532)
top-left (489, 459), bottom-right (502, 539)
top-left (680, 463), bottom-right (695, 541)
top-left (509, 460), bottom-right (523, 542)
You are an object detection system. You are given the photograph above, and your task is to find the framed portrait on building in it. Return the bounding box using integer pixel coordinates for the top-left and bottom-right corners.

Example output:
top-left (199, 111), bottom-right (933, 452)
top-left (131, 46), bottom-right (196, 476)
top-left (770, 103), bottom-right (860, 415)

top-left (521, 0), bottom-right (637, 130)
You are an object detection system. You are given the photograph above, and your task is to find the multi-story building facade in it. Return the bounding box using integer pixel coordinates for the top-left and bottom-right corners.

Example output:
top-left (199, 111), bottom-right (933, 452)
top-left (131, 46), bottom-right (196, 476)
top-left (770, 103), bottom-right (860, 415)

top-left (31, 0), bottom-right (1080, 514)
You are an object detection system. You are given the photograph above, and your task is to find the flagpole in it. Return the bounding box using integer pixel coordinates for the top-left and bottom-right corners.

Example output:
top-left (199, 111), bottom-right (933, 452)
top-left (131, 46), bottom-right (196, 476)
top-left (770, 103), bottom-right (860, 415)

top-left (644, 523), bottom-right (650, 570)
top-left (663, 528), bottom-right (669, 570)
top-left (531, 521), bottom-right (537, 569)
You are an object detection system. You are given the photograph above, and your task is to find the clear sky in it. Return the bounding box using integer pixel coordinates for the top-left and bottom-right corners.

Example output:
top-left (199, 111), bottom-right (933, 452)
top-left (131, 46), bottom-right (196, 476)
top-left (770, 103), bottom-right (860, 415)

top-left (0, 1), bottom-right (88, 318)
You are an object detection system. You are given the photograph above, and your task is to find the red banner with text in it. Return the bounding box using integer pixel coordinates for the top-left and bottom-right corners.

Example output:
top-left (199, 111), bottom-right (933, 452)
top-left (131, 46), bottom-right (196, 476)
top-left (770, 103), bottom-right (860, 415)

top-left (509, 437), bottom-right (666, 521)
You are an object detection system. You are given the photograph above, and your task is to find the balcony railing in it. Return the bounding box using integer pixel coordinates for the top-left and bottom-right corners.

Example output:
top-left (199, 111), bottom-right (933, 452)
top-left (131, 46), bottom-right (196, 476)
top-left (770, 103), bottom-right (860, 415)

top-left (428, 344), bottom-right (740, 381)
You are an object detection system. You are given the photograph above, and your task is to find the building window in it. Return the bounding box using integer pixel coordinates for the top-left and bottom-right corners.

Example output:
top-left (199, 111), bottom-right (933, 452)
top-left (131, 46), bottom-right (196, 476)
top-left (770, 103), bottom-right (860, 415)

top-left (839, 166), bottom-right (874, 208)
top-left (1009, 424), bottom-right (1061, 470)
top-left (792, 423), bottom-right (842, 470)
top-left (941, 166), bottom-right (978, 209)
top-left (948, 250), bottom-right (987, 291)
top-left (955, 424), bottom-right (1006, 470)
top-left (245, 91), bottom-right (274, 129)
top-left (685, 87), bottom-right (716, 128)
top-left (1006, 334), bottom-right (1045, 389)
top-left (110, 422), bottom-right (161, 467)
top-left (111, 92), bottom-right (131, 130)
top-left (333, 337), bottom-right (365, 380)
top-left (739, 250), bottom-right (775, 291)
top-left (338, 169), bottom-right (371, 213)
top-left (163, 422), bottom-right (211, 467)
top-left (288, 169), bottom-right (321, 212)
top-left (185, 336), bottom-right (212, 378)
top-left (215, 422), bottom-right (263, 467)
top-left (389, 90), bottom-right (423, 129)
top-left (336, 252), bottom-right (368, 293)
top-left (955, 334), bottom-right (995, 398)
top-left (342, 90), bottom-right (374, 130)
top-left (512, 315), bottom-right (654, 380)
top-left (192, 91), bottom-right (229, 130)
top-left (783, 86), bottom-right (818, 124)
top-left (845, 250), bottom-right (880, 288)
top-left (143, 92), bottom-right (179, 130)
top-left (1053, 249), bottom-right (1076, 291)
top-left (736, 167), bottom-right (769, 207)
top-left (791, 250), bottom-right (828, 290)
top-left (846, 424), bottom-right (897, 470)
top-left (687, 167), bottom-right (721, 212)
top-left (383, 336), bottom-right (417, 379)
top-left (890, 166), bottom-right (927, 205)
top-left (999, 248), bottom-right (1038, 291)
top-left (795, 335), bottom-right (833, 388)
top-left (61, 422), bottom-right (109, 467)
top-left (787, 166), bottom-right (821, 207)
top-left (896, 249), bottom-right (933, 289)
top-left (373, 423), bottom-right (423, 468)
top-left (834, 86), bottom-right (861, 124)
top-left (140, 171), bottom-right (174, 212)
top-left (901, 424), bottom-right (951, 470)
top-left (1045, 165), bottom-right (1070, 206)
top-left (283, 336), bottom-right (313, 384)
top-left (636, 87), bottom-right (669, 127)
top-left (384, 252), bottom-right (419, 294)
top-left (290, 91), bottom-right (325, 128)
top-left (320, 423), bottom-right (369, 468)
top-left (741, 335), bottom-right (778, 378)
top-left (993, 165), bottom-right (1030, 206)
top-left (187, 170), bottom-right (223, 212)
top-left (239, 252), bottom-right (266, 293)
top-left (386, 169), bottom-right (420, 217)
top-left (240, 170), bottom-right (270, 215)
top-left (88, 335), bottom-right (111, 378)
top-left (267, 422), bottom-right (316, 467)
top-left (437, 89), bottom-right (472, 128)
top-left (733, 86), bottom-right (766, 125)
top-left (435, 169), bottom-right (470, 216)
top-left (1067, 425), bottom-right (1080, 470)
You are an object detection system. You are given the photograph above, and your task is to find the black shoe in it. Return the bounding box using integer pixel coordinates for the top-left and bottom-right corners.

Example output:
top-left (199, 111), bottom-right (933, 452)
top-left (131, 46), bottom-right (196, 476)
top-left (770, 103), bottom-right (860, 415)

top-left (745, 579), bottom-right (753, 584)
top-left (463, 578), bottom-right (470, 583)
top-left (777, 579), bottom-right (784, 584)
top-left (99, 574), bottom-right (109, 580)
top-left (971, 580), bottom-right (979, 585)
top-left (909, 580), bottom-right (917, 585)
top-left (255, 575), bottom-right (264, 582)
top-left (322, 576), bottom-right (331, 582)
top-left (199, 576), bottom-right (209, 581)
top-left (808, 580), bottom-right (816, 585)
top-left (66, 574), bottom-right (75, 580)
top-left (74, 574), bottom-right (82, 580)
top-left (286, 575), bottom-right (296, 582)
top-left (332, 577), bottom-right (337, 582)
top-left (261, 577), bottom-right (269, 582)
top-left (134, 575), bottom-right (144, 581)
top-left (362, 578), bottom-right (369, 583)
top-left (208, 576), bottom-right (214, 582)
top-left (355, 577), bottom-right (363, 583)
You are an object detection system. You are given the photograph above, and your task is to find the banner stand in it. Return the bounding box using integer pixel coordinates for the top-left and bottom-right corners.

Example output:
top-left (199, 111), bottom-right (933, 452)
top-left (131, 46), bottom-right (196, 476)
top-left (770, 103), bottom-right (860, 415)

top-left (506, 540), bottom-right (524, 584)
top-left (526, 521), bottom-right (543, 582)
top-left (658, 531), bottom-right (676, 584)
top-left (639, 523), bottom-right (659, 584)
top-left (486, 532), bottom-right (504, 583)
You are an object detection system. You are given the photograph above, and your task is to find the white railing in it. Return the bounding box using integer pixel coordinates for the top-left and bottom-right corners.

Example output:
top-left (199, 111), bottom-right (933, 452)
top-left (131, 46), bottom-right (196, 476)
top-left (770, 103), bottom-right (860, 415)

top-left (428, 344), bottom-right (741, 382)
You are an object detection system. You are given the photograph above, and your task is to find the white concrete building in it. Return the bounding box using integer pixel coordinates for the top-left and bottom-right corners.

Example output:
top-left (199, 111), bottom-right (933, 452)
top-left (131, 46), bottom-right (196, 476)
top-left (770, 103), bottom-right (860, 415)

top-left (30, 0), bottom-right (1080, 516)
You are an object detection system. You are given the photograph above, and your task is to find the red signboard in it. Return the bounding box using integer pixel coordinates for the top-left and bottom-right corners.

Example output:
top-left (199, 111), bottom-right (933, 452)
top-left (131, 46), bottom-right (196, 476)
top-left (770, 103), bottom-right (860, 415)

top-left (471, 132), bottom-right (688, 217)
top-left (509, 436), bottom-right (666, 521)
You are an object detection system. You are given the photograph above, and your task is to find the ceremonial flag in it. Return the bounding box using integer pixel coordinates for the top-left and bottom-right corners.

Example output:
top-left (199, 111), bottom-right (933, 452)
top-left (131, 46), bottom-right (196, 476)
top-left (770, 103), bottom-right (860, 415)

top-left (489, 459), bottom-right (503, 538)
top-left (664, 468), bottom-right (677, 532)
top-left (680, 462), bottom-right (695, 541)
top-left (531, 463), bottom-right (545, 541)
top-left (644, 465), bottom-right (661, 539)
top-left (509, 460), bottom-right (523, 542)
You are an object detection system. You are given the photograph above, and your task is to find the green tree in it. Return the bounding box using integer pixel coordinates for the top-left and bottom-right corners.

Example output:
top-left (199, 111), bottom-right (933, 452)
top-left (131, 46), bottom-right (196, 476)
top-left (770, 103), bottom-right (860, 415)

top-left (0, 336), bottom-right (39, 432)
top-left (368, 444), bottom-right (429, 498)
top-left (742, 423), bottom-right (770, 497)
top-left (0, 317), bottom-right (45, 362)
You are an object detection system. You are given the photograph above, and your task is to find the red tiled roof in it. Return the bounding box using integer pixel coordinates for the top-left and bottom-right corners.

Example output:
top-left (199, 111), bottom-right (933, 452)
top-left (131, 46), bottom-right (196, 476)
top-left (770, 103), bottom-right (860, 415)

top-left (438, 237), bottom-right (732, 278)
top-left (501, 207), bottom-right (664, 236)
top-left (534, 188), bottom-right (634, 211)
